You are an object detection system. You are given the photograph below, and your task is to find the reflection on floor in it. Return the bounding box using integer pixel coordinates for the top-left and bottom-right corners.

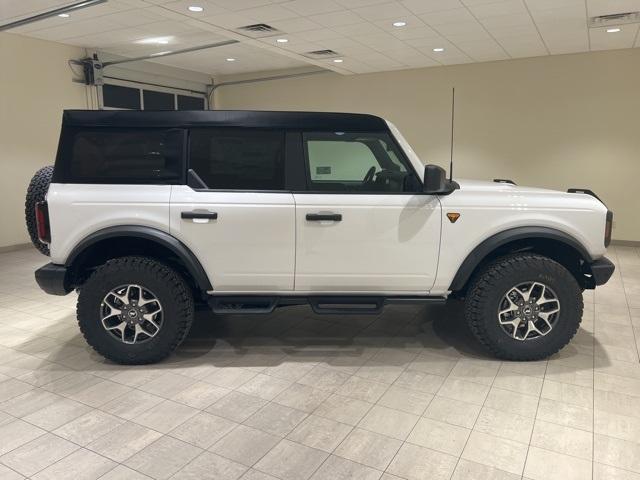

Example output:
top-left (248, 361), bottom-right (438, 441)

top-left (0, 246), bottom-right (639, 480)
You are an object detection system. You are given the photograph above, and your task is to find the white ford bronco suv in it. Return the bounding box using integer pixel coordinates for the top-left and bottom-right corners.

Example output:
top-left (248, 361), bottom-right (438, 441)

top-left (28, 110), bottom-right (614, 365)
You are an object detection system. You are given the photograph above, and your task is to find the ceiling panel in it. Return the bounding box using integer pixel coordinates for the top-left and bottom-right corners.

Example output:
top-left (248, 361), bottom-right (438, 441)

top-left (1, 0), bottom-right (639, 77)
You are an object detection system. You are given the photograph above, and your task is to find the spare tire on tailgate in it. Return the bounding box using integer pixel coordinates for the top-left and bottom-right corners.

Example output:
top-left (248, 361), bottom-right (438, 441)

top-left (25, 165), bottom-right (54, 256)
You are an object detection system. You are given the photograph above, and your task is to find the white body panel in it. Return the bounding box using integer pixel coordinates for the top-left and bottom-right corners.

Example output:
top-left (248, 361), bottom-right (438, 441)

top-left (293, 193), bottom-right (441, 292)
top-left (47, 184), bottom-right (172, 265)
top-left (46, 121), bottom-right (610, 299)
top-left (169, 185), bottom-right (295, 291)
top-left (430, 180), bottom-right (608, 294)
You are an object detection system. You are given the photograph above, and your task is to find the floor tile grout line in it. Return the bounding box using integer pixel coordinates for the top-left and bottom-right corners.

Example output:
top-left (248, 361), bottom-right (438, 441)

top-left (0, 385), bottom-right (209, 477)
top-left (521, 358), bottom-right (550, 480)
top-left (614, 255), bottom-right (640, 363)
top-left (0, 403), bottom-right (166, 480)
top-left (296, 312), bottom-right (448, 480)
top-left (438, 356), bottom-right (497, 480)
top-left (301, 341), bottom-right (424, 480)
top-left (0, 417), bottom-right (123, 479)
top-left (219, 311), bottom-right (390, 480)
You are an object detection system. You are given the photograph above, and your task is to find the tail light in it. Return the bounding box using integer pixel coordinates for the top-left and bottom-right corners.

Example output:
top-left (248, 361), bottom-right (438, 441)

top-left (35, 201), bottom-right (51, 244)
top-left (604, 210), bottom-right (613, 247)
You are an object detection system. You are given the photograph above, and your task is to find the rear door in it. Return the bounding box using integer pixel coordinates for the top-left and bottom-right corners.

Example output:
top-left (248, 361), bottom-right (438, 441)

top-left (293, 131), bottom-right (441, 293)
top-left (170, 128), bottom-right (295, 292)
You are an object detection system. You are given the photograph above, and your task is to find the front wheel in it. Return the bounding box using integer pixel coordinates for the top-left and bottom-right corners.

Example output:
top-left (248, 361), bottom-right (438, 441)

top-left (464, 253), bottom-right (583, 361)
top-left (77, 256), bottom-right (194, 364)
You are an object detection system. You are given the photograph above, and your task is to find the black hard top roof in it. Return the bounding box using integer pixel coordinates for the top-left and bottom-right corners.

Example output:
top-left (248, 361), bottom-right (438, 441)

top-left (62, 110), bottom-right (388, 131)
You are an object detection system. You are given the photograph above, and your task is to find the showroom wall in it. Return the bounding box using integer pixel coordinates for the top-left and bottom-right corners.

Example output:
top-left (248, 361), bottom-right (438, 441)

top-left (214, 49), bottom-right (640, 242)
top-left (0, 33), bottom-right (89, 250)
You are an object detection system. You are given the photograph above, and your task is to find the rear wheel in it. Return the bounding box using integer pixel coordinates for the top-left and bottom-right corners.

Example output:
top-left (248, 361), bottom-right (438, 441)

top-left (77, 256), bottom-right (194, 364)
top-left (25, 165), bottom-right (54, 256)
top-left (464, 253), bottom-right (583, 360)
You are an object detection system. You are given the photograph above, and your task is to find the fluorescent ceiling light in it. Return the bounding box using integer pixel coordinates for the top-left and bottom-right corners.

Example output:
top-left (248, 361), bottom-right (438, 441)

top-left (333, 58), bottom-right (343, 63)
top-left (433, 47), bottom-right (445, 52)
top-left (226, 57), bottom-right (236, 61)
top-left (606, 27), bottom-right (621, 33)
top-left (393, 21), bottom-right (407, 27)
top-left (0, 0), bottom-right (107, 31)
top-left (139, 37), bottom-right (171, 44)
top-left (276, 38), bottom-right (288, 43)
top-left (188, 6), bottom-right (203, 12)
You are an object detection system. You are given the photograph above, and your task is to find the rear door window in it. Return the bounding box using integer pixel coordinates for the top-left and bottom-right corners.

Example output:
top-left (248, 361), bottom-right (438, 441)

top-left (65, 128), bottom-right (184, 184)
top-left (189, 128), bottom-right (285, 190)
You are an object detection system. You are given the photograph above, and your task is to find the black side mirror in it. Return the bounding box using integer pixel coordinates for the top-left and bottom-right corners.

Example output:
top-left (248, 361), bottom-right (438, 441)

top-left (423, 164), bottom-right (456, 195)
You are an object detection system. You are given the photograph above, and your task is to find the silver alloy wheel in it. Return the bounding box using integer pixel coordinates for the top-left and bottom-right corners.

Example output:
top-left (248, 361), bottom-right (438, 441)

top-left (497, 281), bottom-right (560, 341)
top-left (100, 284), bottom-right (163, 344)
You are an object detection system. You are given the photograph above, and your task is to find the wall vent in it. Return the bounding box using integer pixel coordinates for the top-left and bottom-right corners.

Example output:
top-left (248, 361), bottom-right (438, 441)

top-left (589, 12), bottom-right (640, 28)
top-left (304, 49), bottom-right (340, 58)
top-left (235, 23), bottom-right (282, 38)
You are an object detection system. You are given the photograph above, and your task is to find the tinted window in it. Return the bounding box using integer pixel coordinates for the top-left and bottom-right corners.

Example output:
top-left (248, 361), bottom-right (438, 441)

top-left (68, 129), bottom-right (183, 183)
top-left (178, 95), bottom-right (205, 110)
top-left (102, 84), bottom-right (140, 109)
top-left (190, 129), bottom-right (285, 190)
top-left (143, 90), bottom-right (175, 110)
top-left (303, 132), bottom-right (418, 193)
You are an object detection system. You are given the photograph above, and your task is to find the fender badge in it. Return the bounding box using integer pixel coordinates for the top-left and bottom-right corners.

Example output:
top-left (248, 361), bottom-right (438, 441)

top-left (447, 212), bottom-right (460, 223)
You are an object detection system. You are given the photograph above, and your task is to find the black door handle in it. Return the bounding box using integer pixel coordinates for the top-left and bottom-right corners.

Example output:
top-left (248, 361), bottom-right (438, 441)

top-left (181, 211), bottom-right (218, 220)
top-left (306, 213), bottom-right (342, 221)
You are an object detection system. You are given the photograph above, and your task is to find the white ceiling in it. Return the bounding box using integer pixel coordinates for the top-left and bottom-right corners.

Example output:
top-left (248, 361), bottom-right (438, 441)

top-left (2, 0), bottom-right (640, 76)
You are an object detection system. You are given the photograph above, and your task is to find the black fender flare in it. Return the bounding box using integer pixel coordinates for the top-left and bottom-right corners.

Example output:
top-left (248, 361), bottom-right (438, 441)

top-left (65, 225), bottom-right (213, 292)
top-left (448, 226), bottom-right (594, 292)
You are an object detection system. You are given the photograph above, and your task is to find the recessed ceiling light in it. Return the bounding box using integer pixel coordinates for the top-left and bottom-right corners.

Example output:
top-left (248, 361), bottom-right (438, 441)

top-left (188, 5), bottom-right (203, 12)
top-left (58, 13), bottom-right (70, 18)
top-left (606, 27), bottom-right (621, 33)
top-left (393, 21), bottom-right (407, 27)
top-left (276, 38), bottom-right (288, 43)
top-left (333, 58), bottom-right (343, 63)
top-left (226, 58), bottom-right (236, 62)
top-left (433, 47), bottom-right (445, 52)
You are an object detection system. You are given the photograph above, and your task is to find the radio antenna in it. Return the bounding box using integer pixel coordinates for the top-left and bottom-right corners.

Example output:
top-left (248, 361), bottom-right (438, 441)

top-left (449, 87), bottom-right (455, 181)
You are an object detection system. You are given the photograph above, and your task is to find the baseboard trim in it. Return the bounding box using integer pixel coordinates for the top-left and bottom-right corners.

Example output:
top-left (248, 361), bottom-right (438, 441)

top-left (610, 239), bottom-right (640, 248)
top-left (0, 243), bottom-right (33, 254)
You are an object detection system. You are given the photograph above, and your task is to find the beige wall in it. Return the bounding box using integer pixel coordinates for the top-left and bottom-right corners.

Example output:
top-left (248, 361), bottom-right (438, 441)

top-left (0, 32), bottom-right (89, 248)
top-left (215, 49), bottom-right (640, 242)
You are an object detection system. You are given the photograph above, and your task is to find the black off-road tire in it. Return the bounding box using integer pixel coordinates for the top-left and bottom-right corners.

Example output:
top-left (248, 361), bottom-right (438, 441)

top-left (464, 253), bottom-right (583, 361)
top-left (25, 165), bottom-right (54, 256)
top-left (77, 256), bottom-right (194, 365)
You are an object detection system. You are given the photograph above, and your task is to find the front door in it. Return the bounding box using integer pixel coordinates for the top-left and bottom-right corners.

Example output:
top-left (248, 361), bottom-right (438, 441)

top-left (293, 131), bottom-right (441, 293)
top-left (170, 128), bottom-right (295, 292)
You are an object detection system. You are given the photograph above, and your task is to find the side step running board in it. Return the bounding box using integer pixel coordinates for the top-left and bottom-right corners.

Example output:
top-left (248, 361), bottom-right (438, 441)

top-left (208, 296), bottom-right (280, 314)
top-left (309, 296), bottom-right (384, 315)
top-left (208, 295), bottom-right (446, 315)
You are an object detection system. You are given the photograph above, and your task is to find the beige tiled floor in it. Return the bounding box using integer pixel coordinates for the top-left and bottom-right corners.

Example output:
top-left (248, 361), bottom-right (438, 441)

top-left (1, 246), bottom-right (640, 480)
